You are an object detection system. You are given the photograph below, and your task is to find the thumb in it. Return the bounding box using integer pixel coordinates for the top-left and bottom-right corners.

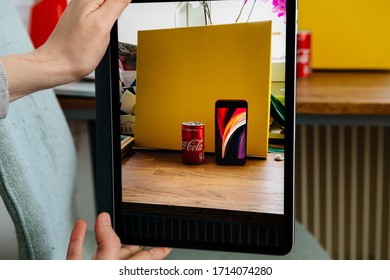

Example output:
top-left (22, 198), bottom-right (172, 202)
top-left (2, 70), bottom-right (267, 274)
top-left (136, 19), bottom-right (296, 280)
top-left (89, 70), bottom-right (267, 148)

top-left (66, 219), bottom-right (87, 260)
top-left (94, 212), bottom-right (122, 260)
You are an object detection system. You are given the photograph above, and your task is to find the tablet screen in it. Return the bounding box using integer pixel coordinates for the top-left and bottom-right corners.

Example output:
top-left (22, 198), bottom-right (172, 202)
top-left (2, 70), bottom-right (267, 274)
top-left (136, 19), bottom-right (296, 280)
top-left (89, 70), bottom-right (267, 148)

top-left (96, 0), bottom-right (296, 255)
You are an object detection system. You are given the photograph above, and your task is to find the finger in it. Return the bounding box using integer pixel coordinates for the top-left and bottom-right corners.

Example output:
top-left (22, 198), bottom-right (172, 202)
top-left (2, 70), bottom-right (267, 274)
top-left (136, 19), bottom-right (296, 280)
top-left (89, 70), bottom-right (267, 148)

top-left (97, 0), bottom-right (132, 24)
top-left (94, 212), bottom-right (122, 260)
top-left (66, 219), bottom-right (87, 260)
top-left (119, 245), bottom-right (144, 259)
top-left (129, 247), bottom-right (173, 260)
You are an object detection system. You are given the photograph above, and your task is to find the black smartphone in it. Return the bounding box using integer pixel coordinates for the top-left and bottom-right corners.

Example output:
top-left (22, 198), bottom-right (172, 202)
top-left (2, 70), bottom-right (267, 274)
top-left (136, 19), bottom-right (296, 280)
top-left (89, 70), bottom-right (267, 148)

top-left (215, 99), bottom-right (248, 165)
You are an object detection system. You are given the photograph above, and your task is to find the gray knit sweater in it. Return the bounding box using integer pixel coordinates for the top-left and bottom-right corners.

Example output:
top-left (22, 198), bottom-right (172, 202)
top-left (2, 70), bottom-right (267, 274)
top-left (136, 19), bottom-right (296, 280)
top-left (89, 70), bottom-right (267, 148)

top-left (0, 59), bottom-right (9, 119)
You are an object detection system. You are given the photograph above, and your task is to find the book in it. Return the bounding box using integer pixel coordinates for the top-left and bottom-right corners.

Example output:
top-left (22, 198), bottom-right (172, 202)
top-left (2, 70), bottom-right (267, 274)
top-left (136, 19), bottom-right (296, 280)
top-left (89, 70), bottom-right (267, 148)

top-left (120, 135), bottom-right (134, 158)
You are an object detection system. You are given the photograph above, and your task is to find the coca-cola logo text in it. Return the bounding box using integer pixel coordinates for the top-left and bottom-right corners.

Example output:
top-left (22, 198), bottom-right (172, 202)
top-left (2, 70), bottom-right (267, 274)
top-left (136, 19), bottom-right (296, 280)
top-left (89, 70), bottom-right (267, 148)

top-left (297, 49), bottom-right (310, 64)
top-left (182, 139), bottom-right (204, 151)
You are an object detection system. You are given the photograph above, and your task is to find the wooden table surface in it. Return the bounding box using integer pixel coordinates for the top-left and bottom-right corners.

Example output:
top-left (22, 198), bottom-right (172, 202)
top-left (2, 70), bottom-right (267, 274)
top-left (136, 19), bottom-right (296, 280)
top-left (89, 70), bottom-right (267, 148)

top-left (296, 71), bottom-right (390, 115)
top-left (121, 149), bottom-right (284, 214)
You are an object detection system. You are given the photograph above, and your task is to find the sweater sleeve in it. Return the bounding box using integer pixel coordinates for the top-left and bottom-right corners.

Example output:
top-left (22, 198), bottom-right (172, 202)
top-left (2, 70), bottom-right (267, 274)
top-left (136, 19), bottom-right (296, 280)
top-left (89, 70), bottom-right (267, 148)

top-left (0, 59), bottom-right (9, 119)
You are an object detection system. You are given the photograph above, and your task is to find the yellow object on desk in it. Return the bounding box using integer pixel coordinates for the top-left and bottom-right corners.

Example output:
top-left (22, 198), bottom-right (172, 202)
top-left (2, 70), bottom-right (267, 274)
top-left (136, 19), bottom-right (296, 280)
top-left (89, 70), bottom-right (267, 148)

top-left (135, 21), bottom-right (272, 157)
top-left (298, 0), bottom-right (390, 70)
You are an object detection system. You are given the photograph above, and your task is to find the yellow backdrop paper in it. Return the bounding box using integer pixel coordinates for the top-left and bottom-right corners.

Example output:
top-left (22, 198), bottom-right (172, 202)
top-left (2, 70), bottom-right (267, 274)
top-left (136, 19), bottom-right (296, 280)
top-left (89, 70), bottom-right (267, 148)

top-left (298, 0), bottom-right (390, 69)
top-left (135, 21), bottom-right (272, 157)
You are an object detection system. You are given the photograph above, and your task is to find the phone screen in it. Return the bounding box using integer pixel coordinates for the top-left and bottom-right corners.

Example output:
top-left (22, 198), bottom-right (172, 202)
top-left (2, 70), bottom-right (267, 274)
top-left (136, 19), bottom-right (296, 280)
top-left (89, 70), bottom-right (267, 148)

top-left (215, 100), bottom-right (248, 165)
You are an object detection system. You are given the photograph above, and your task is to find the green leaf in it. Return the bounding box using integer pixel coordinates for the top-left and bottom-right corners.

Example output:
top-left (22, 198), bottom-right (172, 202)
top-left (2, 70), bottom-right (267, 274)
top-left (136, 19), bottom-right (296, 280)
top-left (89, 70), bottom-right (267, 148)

top-left (270, 94), bottom-right (285, 126)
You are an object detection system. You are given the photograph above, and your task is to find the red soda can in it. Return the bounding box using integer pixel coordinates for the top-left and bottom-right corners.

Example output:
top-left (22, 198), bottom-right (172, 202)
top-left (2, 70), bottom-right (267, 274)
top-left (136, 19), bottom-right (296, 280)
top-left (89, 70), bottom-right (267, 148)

top-left (181, 122), bottom-right (205, 164)
top-left (297, 30), bottom-right (312, 78)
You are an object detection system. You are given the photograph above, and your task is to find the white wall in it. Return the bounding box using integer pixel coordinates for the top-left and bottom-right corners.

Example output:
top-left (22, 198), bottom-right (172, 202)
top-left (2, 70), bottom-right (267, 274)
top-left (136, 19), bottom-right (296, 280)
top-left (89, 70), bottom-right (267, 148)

top-left (118, 1), bottom-right (286, 59)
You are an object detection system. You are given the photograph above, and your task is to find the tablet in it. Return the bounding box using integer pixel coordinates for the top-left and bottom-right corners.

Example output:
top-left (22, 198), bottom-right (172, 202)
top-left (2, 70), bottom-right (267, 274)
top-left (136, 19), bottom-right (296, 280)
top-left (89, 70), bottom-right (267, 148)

top-left (96, 0), bottom-right (297, 255)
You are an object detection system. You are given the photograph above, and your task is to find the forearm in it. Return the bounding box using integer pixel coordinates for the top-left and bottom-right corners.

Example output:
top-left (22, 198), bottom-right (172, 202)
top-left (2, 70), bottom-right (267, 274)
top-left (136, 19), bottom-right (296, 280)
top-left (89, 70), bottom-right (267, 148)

top-left (0, 0), bottom-right (132, 103)
top-left (1, 49), bottom-right (77, 102)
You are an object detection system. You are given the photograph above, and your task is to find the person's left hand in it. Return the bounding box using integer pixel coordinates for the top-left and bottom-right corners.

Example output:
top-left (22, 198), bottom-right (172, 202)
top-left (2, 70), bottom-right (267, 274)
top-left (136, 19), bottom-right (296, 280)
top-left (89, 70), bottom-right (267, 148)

top-left (2, 0), bottom-right (133, 101)
top-left (66, 212), bottom-right (172, 260)
top-left (40, 0), bottom-right (133, 82)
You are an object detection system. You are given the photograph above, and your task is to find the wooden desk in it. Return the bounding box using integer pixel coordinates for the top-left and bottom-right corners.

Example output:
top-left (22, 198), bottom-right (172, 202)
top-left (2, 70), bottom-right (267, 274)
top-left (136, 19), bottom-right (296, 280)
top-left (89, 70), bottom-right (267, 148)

top-left (122, 149), bottom-right (284, 215)
top-left (296, 71), bottom-right (390, 126)
top-left (297, 71), bottom-right (390, 115)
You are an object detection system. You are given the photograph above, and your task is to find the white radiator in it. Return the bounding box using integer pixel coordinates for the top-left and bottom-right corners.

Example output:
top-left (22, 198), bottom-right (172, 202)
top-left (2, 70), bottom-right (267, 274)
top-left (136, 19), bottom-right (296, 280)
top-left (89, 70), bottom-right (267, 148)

top-left (296, 124), bottom-right (390, 260)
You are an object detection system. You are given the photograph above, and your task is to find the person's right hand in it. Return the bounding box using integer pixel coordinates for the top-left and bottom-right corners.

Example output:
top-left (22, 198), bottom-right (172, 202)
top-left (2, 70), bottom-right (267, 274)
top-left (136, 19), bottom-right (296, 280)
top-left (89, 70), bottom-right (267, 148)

top-left (66, 212), bottom-right (172, 260)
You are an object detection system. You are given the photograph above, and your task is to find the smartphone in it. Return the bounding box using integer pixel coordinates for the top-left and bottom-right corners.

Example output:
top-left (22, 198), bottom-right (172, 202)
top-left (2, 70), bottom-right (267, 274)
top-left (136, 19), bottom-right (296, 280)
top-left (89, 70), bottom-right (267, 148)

top-left (215, 99), bottom-right (248, 165)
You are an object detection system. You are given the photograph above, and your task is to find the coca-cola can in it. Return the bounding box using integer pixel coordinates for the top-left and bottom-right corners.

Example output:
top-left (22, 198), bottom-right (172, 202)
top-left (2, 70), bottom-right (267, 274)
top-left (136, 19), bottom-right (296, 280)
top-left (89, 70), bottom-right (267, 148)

top-left (297, 30), bottom-right (312, 78)
top-left (181, 121), bottom-right (205, 164)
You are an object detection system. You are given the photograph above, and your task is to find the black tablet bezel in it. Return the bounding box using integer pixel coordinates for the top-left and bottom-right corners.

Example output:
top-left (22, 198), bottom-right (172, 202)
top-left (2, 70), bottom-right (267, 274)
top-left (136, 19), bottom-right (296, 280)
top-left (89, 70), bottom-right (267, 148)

top-left (96, 0), bottom-right (296, 256)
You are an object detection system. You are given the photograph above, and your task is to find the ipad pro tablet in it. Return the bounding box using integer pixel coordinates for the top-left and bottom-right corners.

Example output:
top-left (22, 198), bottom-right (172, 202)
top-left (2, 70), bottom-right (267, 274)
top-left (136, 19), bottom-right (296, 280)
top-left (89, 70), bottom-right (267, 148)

top-left (96, 0), bottom-right (297, 255)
